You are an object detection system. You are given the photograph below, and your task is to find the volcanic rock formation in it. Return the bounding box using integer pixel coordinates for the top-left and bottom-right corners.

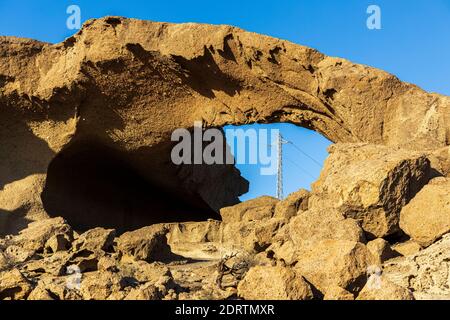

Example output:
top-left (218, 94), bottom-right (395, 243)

top-left (0, 17), bottom-right (450, 300)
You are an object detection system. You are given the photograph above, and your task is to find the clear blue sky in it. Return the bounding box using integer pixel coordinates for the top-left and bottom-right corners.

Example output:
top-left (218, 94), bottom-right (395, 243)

top-left (1, 1), bottom-right (449, 200)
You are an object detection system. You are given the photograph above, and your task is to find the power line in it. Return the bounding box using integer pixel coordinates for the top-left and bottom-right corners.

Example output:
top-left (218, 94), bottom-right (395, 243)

top-left (253, 134), bottom-right (321, 199)
top-left (284, 157), bottom-right (316, 180)
top-left (286, 141), bottom-right (323, 168)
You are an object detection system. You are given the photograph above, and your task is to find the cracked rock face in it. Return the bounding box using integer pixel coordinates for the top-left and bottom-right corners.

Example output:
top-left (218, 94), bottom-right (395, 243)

top-left (0, 17), bottom-right (450, 300)
top-left (1, 16), bottom-right (449, 234)
top-left (400, 177), bottom-right (450, 247)
top-left (310, 143), bottom-right (432, 238)
top-left (383, 233), bottom-right (450, 300)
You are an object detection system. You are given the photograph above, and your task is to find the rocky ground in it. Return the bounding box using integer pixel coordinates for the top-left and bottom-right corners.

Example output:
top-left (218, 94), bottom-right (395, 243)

top-left (1, 17), bottom-right (450, 300)
top-left (1, 142), bottom-right (449, 300)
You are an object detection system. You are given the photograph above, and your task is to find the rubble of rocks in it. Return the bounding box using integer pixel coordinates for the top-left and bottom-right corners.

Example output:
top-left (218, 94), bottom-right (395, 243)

top-left (1, 141), bottom-right (449, 300)
top-left (1, 17), bottom-right (449, 300)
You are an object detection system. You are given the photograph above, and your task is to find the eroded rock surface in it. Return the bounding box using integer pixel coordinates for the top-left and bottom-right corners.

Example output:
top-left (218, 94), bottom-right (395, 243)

top-left (237, 265), bottom-right (313, 300)
top-left (357, 278), bottom-right (414, 300)
top-left (382, 233), bottom-right (450, 300)
top-left (0, 17), bottom-right (450, 300)
top-left (310, 143), bottom-right (431, 238)
top-left (1, 16), bottom-right (449, 234)
top-left (400, 177), bottom-right (450, 247)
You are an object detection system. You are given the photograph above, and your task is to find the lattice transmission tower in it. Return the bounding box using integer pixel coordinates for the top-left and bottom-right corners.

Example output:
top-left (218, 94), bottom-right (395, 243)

top-left (276, 133), bottom-right (289, 200)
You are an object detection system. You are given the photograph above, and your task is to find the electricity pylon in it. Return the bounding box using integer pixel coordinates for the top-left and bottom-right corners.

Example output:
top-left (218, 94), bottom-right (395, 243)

top-left (276, 133), bottom-right (289, 200)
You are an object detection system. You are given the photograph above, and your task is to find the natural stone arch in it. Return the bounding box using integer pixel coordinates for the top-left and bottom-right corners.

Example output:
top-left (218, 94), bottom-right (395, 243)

top-left (0, 17), bottom-right (449, 233)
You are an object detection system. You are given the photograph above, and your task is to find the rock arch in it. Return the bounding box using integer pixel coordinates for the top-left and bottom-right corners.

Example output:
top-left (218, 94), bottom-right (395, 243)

top-left (0, 17), bottom-right (449, 233)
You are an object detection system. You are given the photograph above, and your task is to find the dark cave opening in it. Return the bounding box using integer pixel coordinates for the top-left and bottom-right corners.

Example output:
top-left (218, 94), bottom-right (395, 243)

top-left (41, 140), bottom-right (220, 234)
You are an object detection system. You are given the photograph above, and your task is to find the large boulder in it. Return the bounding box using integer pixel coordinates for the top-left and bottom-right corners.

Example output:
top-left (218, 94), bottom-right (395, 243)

top-left (220, 218), bottom-right (286, 253)
top-left (288, 208), bottom-right (365, 244)
top-left (323, 286), bottom-right (354, 300)
top-left (292, 240), bottom-right (374, 294)
top-left (61, 228), bottom-right (117, 273)
top-left (167, 220), bottom-right (221, 245)
top-left (44, 233), bottom-right (72, 254)
top-left (366, 238), bottom-right (398, 264)
top-left (400, 177), bottom-right (450, 247)
top-left (267, 237), bottom-right (298, 266)
top-left (357, 278), bottom-right (414, 300)
top-left (124, 282), bottom-right (160, 300)
top-left (218, 197), bottom-right (287, 254)
top-left (21, 251), bottom-right (71, 277)
top-left (166, 220), bottom-right (222, 259)
top-left (219, 196), bottom-right (279, 223)
top-left (237, 265), bottom-right (313, 300)
top-left (0, 250), bottom-right (8, 271)
top-left (2, 217), bottom-right (73, 263)
top-left (391, 240), bottom-right (422, 257)
top-left (310, 143), bottom-right (431, 238)
top-left (0, 268), bottom-right (33, 300)
top-left (119, 260), bottom-right (173, 286)
top-left (79, 271), bottom-right (126, 300)
top-left (0, 174), bottom-right (48, 235)
top-left (382, 232), bottom-right (450, 300)
top-left (72, 227), bottom-right (116, 253)
top-left (117, 224), bottom-right (170, 262)
top-left (10, 217), bottom-right (72, 252)
top-left (273, 189), bottom-right (310, 220)
top-left (269, 236), bottom-right (375, 295)
top-left (428, 146), bottom-right (450, 177)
